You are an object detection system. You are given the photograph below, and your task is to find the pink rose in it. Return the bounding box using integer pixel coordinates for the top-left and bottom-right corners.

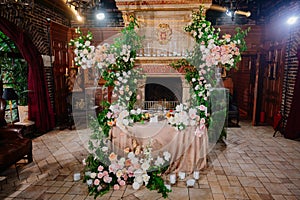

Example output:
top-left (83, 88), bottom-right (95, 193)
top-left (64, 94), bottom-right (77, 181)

top-left (106, 112), bottom-right (112, 119)
top-left (94, 179), bottom-right (100, 186)
top-left (97, 185), bottom-right (102, 191)
top-left (97, 172), bottom-right (103, 179)
top-left (98, 165), bottom-right (104, 172)
top-left (118, 180), bottom-right (126, 186)
top-left (113, 184), bottom-right (120, 190)
top-left (122, 174), bottom-right (128, 181)
top-left (102, 171), bottom-right (108, 176)
top-left (103, 175), bottom-right (112, 183)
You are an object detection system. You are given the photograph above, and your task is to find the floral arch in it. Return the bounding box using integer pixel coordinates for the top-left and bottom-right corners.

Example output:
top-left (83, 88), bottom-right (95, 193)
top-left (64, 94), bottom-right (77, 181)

top-left (69, 6), bottom-right (249, 199)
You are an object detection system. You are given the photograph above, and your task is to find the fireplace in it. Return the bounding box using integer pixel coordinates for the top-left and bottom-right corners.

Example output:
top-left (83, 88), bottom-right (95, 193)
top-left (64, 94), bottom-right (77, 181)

top-left (144, 77), bottom-right (182, 110)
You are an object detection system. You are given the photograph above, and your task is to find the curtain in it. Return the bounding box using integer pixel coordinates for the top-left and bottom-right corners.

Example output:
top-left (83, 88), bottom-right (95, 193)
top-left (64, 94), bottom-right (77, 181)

top-left (0, 18), bottom-right (55, 132)
top-left (285, 47), bottom-right (300, 139)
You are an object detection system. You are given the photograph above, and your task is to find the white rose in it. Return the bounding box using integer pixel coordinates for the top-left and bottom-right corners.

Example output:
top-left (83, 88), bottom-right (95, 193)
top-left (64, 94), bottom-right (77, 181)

top-left (123, 119), bottom-right (129, 126)
top-left (142, 174), bottom-right (150, 184)
top-left (128, 152), bottom-right (135, 159)
top-left (163, 151), bottom-right (171, 161)
top-left (141, 162), bottom-right (150, 171)
top-left (87, 179), bottom-right (93, 186)
top-left (90, 172), bottom-right (97, 179)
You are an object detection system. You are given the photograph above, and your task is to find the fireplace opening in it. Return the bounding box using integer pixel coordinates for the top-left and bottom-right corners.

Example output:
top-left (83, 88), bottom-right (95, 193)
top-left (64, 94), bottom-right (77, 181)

top-left (144, 77), bottom-right (182, 110)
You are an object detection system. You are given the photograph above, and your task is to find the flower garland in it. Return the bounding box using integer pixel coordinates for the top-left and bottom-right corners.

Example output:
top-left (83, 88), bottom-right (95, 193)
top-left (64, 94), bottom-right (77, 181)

top-left (171, 6), bottom-right (249, 137)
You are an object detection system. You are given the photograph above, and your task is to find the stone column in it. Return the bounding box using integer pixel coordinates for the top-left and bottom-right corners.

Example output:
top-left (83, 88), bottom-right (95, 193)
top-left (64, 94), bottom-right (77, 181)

top-left (181, 76), bottom-right (190, 105)
top-left (137, 78), bottom-right (146, 109)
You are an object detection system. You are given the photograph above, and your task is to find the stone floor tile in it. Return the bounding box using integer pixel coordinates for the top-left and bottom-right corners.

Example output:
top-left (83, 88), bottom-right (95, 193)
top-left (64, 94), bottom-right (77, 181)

top-left (61, 194), bottom-right (77, 200)
top-left (212, 193), bottom-right (226, 200)
top-left (247, 193), bottom-right (262, 200)
top-left (238, 177), bottom-right (263, 188)
top-left (244, 186), bottom-right (257, 194)
top-left (37, 193), bottom-right (54, 200)
top-left (133, 187), bottom-right (163, 200)
top-left (49, 193), bottom-right (65, 200)
top-left (221, 186), bottom-right (248, 199)
top-left (258, 193), bottom-right (274, 200)
top-left (284, 195), bottom-right (298, 200)
top-left (167, 187), bottom-right (189, 200)
top-left (56, 186), bottom-right (71, 194)
top-left (46, 185), bottom-right (60, 193)
top-left (20, 185), bottom-right (48, 199)
top-left (111, 189), bottom-right (125, 197)
top-left (262, 182), bottom-right (292, 195)
top-left (73, 195), bottom-right (88, 200)
top-left (122, 194), bottom-right (140, 200)
top-left (189, 188), bottom-right (213, 200)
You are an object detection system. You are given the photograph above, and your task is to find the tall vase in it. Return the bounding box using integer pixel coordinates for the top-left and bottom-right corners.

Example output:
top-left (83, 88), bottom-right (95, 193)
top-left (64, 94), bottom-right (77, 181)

top-left (215, 66), bottom-right (222, 88)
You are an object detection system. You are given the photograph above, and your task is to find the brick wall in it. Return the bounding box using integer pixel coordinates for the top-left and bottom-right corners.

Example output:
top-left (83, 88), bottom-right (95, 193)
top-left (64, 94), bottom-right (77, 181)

top-left (0, 3), bottom-right (70, 55)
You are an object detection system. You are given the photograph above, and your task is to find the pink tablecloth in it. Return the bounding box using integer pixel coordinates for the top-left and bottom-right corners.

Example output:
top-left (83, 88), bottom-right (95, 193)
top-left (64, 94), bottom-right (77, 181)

top-left (110, 120), bottom-right (208, 174)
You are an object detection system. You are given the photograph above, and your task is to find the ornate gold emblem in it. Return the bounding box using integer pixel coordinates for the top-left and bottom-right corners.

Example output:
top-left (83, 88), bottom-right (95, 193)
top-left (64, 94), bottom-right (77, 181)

top-left (156, 23), bottom-right (172, 45)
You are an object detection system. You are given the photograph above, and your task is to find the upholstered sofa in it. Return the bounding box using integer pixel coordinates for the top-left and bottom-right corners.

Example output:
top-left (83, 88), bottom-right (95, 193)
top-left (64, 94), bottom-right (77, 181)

top-left (0, 127), bottom-right (33, 172)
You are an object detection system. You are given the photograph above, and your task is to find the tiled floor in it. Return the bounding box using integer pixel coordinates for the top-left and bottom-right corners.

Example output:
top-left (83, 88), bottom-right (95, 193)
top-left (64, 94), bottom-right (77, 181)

top-left (1, 121), bottom-right (300, 200)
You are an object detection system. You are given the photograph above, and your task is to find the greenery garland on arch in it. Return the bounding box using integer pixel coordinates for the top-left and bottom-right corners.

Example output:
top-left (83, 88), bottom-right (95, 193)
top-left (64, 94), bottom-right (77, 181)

top-left (69, 6), bottom-right (249, 199)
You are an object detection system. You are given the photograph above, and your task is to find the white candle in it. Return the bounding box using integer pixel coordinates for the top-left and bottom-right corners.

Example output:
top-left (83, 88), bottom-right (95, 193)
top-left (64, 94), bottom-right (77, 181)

top-left (73, 173), bottom-right (80, 181)
top-left (178, 172), bottom-right (185, 180)
top-left (66, 68), bottom-right (68, 75)
top-left (169, 174), bottom-right (176, 184)
top-left (193, 171), bottom-right (200, 180)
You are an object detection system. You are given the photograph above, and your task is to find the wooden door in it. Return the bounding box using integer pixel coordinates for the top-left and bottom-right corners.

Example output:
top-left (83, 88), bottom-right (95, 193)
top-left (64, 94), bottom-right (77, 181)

top-left (51, 22), bottom-right (69, 125)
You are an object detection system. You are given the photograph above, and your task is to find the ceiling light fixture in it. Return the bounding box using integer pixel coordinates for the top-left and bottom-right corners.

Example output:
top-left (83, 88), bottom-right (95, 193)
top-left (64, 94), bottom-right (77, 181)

top-left (96, 12), bottom-right (105, 20)
top-left (287, 16), bottom-right (298, 25)
top-left (211, 0), bottom-right (251, 21)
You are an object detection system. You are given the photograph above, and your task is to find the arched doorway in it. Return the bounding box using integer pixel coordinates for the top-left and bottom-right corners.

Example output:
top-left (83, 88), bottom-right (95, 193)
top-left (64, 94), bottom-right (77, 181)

top-left (0, 18), bottom-right (54, 132)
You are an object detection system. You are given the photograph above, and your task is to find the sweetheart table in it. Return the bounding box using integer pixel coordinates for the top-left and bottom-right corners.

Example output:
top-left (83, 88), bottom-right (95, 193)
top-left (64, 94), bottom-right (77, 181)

top-left (109, 120), bottom-right (208, 174)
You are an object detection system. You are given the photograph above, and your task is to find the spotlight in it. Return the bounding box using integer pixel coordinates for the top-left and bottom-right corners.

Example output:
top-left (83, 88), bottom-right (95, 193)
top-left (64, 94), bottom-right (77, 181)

top-left (226, 9), bottom-right (232, 17)
top-left (96, 12), bottom-right (105, 20)
top-left (76, 14), bottom-right (83, 22)
top-left (287, 16), bottom-right (298, 25)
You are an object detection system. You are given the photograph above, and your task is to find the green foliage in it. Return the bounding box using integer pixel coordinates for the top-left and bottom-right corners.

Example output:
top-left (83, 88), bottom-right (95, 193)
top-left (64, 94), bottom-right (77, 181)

top-left (146, 166), bottom-right (172, 199)
top-left (0, 31), bottom-right (28, 106)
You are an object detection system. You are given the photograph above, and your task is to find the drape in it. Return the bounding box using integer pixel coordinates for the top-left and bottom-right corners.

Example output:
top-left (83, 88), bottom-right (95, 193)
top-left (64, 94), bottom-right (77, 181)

top-left (0, 18), bottom-right (55, 132)
top-left (285, 48), bottom-right (300, 139)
